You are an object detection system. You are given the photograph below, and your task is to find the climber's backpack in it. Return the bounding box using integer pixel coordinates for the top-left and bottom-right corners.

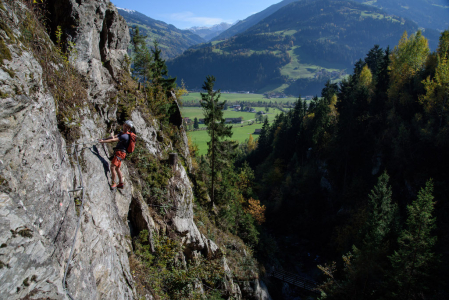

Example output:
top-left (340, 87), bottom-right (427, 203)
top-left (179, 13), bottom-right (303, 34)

top-left (127, 132), bottom-right (137, 154)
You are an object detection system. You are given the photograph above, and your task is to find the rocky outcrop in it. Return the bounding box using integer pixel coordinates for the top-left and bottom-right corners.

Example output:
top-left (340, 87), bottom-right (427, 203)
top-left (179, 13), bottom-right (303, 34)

top-left (239, 280), bottom-right (272, 300)
top-left (0, 0), bottom-right (133, 298)
top-left (46, 0), bottom-right (130, 97)
top-left (0, 1), bottom-right (270, 299)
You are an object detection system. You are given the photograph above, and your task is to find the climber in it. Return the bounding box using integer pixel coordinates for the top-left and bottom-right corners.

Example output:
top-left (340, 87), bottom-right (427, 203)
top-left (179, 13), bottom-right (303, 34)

top-left (99, 120), bottom-right (135, 189)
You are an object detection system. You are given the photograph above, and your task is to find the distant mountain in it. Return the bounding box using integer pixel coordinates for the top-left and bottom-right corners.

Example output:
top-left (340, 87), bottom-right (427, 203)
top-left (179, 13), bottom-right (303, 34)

top-left (212, 0), bottom-right (299, 41)
top-left (188, 23), bottom-right (233, 41)
top-left (168, 0), bottom-right (436, 96)
top-left (353, 0), bottom-right (449, 31)
top-left (117, 8), bottom-right (205, 59)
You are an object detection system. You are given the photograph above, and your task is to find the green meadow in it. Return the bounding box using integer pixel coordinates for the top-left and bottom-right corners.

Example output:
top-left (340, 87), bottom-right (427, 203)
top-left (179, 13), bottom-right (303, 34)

top-left (182, 106), bottom-right (286, 155)
top-left (188, 122), bottom-right (265, 156)
top-left (181, 92), bottom-right (299, 104)
top-left (181, 107), bottom-right (282, 122)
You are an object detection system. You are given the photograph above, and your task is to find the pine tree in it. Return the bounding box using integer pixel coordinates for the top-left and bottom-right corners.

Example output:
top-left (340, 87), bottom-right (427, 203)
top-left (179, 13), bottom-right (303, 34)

top-left (130, 26), bottom-right (146, 52)
top-left (130, 26), bottom-right (152, 100)
top-left (193, 117), bottom-right (199, 129)
top-left (150, 41), bottom-right (176, 91)
top-left (201, 76), bottom-right (233, 204)
top-left (364, 45), bottom-right (384, 78)
top-left (389, 180), bottom-right (437, 299)
top-left (363, 171), bottom-right (398, 250)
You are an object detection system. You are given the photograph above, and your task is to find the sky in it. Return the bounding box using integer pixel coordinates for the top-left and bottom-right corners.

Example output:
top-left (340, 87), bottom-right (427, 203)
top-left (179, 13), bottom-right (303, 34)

top-left (110, 0), bottom-right (283, 29)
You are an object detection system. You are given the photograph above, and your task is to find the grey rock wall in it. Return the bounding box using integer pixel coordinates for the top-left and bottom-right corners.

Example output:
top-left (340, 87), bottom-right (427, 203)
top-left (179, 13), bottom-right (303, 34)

top-left (0, 1), bottom-right (270, 299)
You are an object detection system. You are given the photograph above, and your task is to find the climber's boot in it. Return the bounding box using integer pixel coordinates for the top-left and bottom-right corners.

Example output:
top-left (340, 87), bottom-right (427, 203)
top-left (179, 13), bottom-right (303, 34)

top-left (117, 182), bottom-right (125, 189)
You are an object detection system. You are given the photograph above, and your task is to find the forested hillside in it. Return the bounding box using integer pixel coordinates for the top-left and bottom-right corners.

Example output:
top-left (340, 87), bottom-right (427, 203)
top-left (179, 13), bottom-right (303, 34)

top-left (117, 8), bottom-right (205, 59)
top-left (168, 0), bottom-right (430, 96)
top-left (236, 29), bottom-right (449, 299)
top-left (353, 0), bottom-right (449, 31)
top-left (212, 0), bottom-right (298, 41)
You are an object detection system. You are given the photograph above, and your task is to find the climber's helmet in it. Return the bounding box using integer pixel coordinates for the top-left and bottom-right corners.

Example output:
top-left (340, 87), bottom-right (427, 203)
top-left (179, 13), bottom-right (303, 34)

top-left (124, 120), bottom-right (134, 131)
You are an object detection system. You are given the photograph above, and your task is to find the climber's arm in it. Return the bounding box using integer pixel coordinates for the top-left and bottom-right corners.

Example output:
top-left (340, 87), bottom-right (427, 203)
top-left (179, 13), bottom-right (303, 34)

top-left (99, 136), bottom-right (119, 143)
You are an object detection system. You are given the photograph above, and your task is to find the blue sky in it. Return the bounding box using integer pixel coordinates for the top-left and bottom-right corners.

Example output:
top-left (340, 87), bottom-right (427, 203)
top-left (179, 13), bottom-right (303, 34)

top-left (110, 0), bottom-right (282, 29)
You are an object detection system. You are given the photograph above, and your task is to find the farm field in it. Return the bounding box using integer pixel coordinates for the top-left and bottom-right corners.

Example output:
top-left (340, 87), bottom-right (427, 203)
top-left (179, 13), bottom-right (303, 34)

top-left (181, 92), bottom-right (299, 104)
top-left (181, 106), bottom-right (283, 123)
top-left (183, 106), bottom-right (286, 155)
top-left (188, 122), bottom-right (265, 156)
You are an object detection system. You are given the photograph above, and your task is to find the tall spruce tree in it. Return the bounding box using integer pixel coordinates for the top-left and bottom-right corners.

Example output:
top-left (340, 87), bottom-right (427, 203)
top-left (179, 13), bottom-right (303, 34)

top-left (389, 180), bottom-right (437, 299)
top-left (363, 171), bottom-right (398, 249)
top-left (201, 76), bottom-right (233, 204)
top-left (130, 26), bottom-right (152, 99)
top-left (193, 117), bottom-right (199, 129)
top-left (150, 41), bottom-right (176, 91)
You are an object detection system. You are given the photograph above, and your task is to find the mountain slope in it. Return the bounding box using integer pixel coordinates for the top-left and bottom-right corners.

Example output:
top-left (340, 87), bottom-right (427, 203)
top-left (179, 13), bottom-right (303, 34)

top-left (353, 0), bottom-right (449, 31)
top-left (168, 0), bottom-right (423, 95)
top-left (212, 0), bottom-right (299, 41)
top-left (188, 23), bottom-right (233, 41)
top-left (117, 8), bottom-right (205, 59)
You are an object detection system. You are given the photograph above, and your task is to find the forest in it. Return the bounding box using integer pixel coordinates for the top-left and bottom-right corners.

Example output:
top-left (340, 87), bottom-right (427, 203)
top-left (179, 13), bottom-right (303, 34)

top-left (230, 30), bottom-right (449, 299)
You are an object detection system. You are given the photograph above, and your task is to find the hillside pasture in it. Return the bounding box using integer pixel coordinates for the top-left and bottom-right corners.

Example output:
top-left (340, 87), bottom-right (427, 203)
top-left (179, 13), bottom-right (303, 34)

top-left (188, 122), bottom-right (265, 156)
top-left (181, 93), bottom-right (299, 104)
top-left (183, 106), bottom-right (286, 154)
top-left (181, 106), bottom-right (284, 123)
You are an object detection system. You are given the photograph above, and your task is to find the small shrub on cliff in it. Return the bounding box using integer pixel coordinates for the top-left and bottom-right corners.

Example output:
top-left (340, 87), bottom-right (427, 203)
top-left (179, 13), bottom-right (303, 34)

top-left (132, 230), bottom-right (225, 300)
top-left (127, 145), bottom-right (173, 206)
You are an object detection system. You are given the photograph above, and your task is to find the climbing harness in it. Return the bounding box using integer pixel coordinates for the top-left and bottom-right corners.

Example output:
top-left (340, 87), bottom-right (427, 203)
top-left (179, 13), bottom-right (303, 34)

top-left (62, 141), bottom-right (98, 300)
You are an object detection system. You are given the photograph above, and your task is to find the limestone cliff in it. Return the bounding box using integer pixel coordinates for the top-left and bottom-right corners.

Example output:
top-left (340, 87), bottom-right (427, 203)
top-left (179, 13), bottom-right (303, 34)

top-left (0, 0), bottom-right (271, 299)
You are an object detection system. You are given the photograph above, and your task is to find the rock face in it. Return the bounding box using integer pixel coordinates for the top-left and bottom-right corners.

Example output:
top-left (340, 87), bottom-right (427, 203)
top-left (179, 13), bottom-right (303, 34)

top-left (46, 0), bottom-right (130, 99)
top-left (0, 0), bottom-right (135, 298)
top-left (0, 1), bottom-right (270, 299)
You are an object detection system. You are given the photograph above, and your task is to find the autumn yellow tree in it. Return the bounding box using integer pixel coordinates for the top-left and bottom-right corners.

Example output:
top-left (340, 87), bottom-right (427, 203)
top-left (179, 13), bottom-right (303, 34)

top-left (247, 134), bottom-right (256, 152)
top-left (420, 30), bottom-right (449, 129)
top-left (389, 30), bottom-right (430, 105)
top-left (245, 198), bottom-right (266, 225)
top-left (359, 64), bottom-right (373, 88)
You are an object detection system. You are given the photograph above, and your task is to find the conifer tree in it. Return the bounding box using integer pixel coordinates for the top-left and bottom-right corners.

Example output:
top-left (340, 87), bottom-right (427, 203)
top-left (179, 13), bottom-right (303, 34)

top-left (201, 76), bottom-right (233, 204)
top-left (389, 180), bottom-right (437, 299)
top-left (364, 45), bottom-right (384, 78)
top-left (130, 26), bottom-right (152, 99)
top-left (150, 41), bottom-right (176, 91)
top-left (193, 117), bottom-right (199, 129)
top-left (363, 171), bottom-right (398, 250)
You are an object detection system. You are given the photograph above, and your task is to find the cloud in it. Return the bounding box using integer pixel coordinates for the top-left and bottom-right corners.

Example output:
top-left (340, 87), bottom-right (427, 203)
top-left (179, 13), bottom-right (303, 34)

top-left (168, 11), bottom-right (231, 27)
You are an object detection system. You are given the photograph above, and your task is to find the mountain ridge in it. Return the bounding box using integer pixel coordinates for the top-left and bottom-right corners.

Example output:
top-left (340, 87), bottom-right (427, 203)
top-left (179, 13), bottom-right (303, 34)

top-left (212, 0), bottom-right (299, 41)
top-left (352, 0), bottom-right (449, 31)
top-left (187, 22), bottom-right (233, 41)
top-left (167, 0), bottom-right (431, 95)
top-left (117, 7), bottom-right (205, 59)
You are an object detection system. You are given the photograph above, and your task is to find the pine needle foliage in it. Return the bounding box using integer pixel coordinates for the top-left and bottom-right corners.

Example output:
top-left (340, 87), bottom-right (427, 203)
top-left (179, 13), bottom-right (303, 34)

top-left (363, 171), bottom-right (398, 250)
top-left (389, 180), bottom-right (437, 299)
top-left (200, 75), bottom-right (233, 204)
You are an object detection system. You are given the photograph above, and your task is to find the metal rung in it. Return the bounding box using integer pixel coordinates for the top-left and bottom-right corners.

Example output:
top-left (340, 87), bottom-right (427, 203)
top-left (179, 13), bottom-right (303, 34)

top-left (68, 188), bottom-right (83, 193)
